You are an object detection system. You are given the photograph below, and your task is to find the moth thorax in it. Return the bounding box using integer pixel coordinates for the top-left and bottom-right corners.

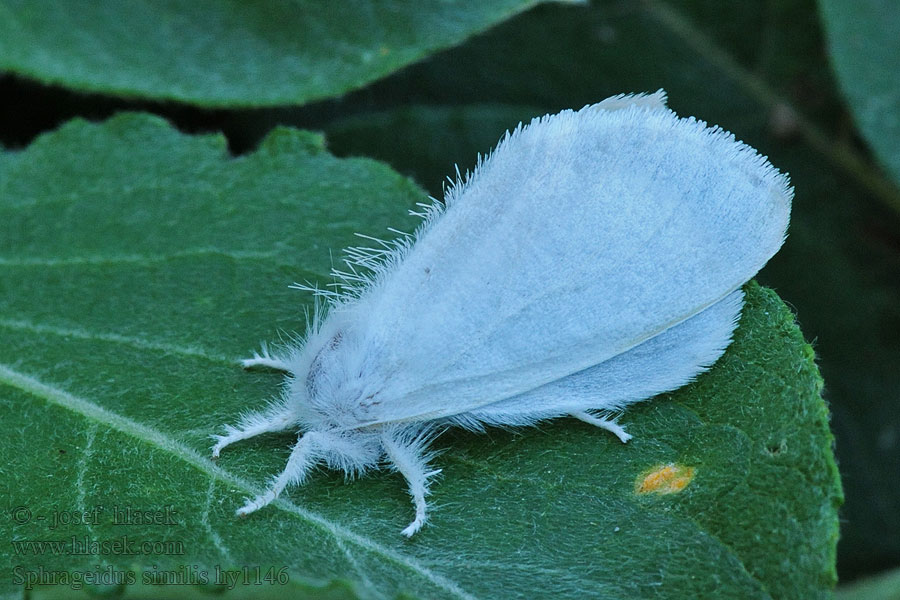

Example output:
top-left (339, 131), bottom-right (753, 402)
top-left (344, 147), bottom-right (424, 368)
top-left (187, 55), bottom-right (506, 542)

top-left (304, 329), bottom-right (379, 427)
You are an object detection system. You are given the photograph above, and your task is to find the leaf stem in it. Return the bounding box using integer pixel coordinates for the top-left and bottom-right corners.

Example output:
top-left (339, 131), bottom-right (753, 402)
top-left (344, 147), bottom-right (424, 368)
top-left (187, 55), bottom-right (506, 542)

top-left (644, 0), bottom-right (900, 217)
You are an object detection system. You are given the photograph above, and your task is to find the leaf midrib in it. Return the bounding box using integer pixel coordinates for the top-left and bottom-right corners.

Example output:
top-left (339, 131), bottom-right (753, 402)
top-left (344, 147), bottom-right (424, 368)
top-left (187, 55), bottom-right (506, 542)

top-left (0, 362), bottom-right (478, 600)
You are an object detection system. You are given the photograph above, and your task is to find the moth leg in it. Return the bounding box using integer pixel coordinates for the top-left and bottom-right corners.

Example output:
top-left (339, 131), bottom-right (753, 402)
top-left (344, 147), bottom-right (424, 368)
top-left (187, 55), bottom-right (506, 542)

top-left (381, 433), bottom-right (441, 537)
top-left (240, 343), bottom-right (292, 372)
top-left (571, 411), bottom-right (633, 443)
top-left (236, 432), bottom-right (321, 516)
top-left (212, 403), bottom-right (298, 458)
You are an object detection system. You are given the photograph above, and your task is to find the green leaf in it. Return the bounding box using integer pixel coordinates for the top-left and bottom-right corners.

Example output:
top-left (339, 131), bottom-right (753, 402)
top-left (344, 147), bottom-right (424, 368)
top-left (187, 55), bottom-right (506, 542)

top-left (819, 0), bottom-right (900, 185)
top-left (317, 0), bottom-right (900, 579)
top-left (0, 0), bottom-right (559, 108)
top-left (1, 114), bottom-right (840, 599)
top-left (836, 566), bottom-right (900, 600)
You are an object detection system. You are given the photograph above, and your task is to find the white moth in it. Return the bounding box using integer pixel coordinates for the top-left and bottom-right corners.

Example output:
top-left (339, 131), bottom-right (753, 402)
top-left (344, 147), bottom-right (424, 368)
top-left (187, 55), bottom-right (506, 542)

top-left (213, 91), bottom-right (792, 536)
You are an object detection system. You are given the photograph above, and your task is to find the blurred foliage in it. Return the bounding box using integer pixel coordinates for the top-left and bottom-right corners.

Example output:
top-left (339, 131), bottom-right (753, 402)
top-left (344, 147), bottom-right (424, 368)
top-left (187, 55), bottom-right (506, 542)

top-left (0, 0), bottom-right (556, 106)
top-left (819, 0), bottom-right (900, 185)
top-left (836, 566), bottom-right (900, 600)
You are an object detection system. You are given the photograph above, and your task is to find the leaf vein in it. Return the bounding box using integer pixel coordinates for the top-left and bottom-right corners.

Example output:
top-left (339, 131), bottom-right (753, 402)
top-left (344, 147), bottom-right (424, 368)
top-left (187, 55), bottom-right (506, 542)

top-left (0, 317), bottom-right (232, 364)
top-left (0, 363), bottom-right (477, 600)
top-left (0, 248), bottom-right (281, 267)
top-left (201, 479), bottom-right (234, 565)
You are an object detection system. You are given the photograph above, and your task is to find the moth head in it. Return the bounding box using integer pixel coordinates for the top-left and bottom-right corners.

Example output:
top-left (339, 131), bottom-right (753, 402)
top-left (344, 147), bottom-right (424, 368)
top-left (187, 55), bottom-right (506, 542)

top-left (291, 324), bottom-right (379, 429)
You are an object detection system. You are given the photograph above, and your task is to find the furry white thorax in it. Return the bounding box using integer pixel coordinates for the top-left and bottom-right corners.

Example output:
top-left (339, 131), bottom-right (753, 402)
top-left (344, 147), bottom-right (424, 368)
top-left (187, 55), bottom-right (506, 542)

top-left (213, 90), bottom-right (793, 536)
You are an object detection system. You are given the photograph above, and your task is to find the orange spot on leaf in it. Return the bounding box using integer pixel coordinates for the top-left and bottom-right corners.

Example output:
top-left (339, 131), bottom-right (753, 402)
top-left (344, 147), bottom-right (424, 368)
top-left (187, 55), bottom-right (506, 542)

top-left (636, 463), bottom-right (695, 494)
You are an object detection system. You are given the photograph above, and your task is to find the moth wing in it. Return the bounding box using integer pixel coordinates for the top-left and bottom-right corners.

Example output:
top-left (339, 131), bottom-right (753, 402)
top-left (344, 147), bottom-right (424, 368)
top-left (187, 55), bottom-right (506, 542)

top-left (345, 95), bottom-right (791, 426)
top-left (588, 88), bottom-right (667, 112)
top-left (455, 289), bottom-right (744, 427)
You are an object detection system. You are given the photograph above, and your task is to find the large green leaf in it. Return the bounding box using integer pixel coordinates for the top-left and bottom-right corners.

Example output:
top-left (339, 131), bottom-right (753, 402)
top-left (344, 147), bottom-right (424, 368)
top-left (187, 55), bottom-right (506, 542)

top-left (1, 114), bottom-right (840, 599)
top-left (819, 0), bottom-right (900, 186)
top-left (0, 0), bottom-right (558, 108)
top-left (317, 0), bottom-right (900, 579)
